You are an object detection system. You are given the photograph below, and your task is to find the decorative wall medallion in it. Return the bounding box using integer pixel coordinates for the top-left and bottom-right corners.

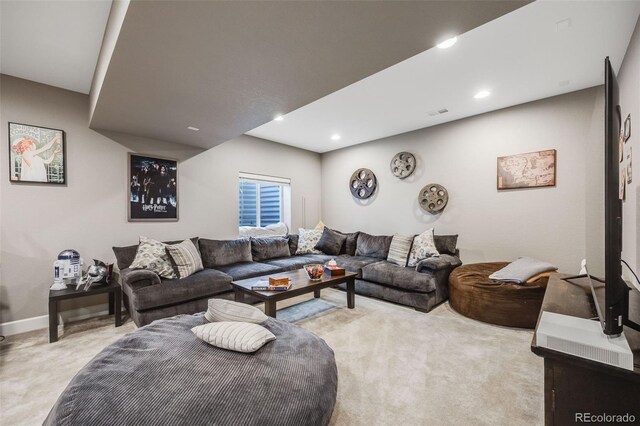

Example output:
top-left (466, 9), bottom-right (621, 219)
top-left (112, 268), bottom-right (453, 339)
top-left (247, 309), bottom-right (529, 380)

top-left (390, 152), bottom-right (416, 179)
top-left (349, 168), bottom-right (377, 199)
top-left (419, 183), bottom-right (448, 213)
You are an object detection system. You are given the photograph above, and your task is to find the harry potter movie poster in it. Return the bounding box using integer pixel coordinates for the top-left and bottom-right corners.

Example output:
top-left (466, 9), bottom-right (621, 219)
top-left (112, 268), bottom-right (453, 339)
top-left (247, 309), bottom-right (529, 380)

top-left (128, 154), bottom-right (178, 221)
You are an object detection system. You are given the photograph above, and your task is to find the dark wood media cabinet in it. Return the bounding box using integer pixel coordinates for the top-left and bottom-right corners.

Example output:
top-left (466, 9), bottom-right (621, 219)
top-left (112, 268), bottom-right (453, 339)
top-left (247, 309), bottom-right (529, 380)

top-left (531, 274), bottom-right (640, 425)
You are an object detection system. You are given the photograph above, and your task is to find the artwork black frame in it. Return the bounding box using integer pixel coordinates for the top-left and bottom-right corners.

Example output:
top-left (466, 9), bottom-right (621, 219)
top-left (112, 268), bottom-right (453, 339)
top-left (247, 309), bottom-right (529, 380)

top-left (128, 153), bottom-right (179, 222)
top-left (8, 122), bottom-right (66, 184)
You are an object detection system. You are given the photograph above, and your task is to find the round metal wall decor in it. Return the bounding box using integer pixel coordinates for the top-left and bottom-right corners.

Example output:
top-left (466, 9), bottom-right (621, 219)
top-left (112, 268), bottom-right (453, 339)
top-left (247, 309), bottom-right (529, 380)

top-left (390, 152), bottom-right (416, 179)
top-left (349, 168), bottom-right (377, 200)
top-left (419, 183), bottom-right (448, 213)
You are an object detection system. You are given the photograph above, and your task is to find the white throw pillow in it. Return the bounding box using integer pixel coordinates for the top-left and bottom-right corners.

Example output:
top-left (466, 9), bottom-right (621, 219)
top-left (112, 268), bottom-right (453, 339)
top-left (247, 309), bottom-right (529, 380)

top-left (407, 228), bottom-right (440, 267)
top-left (387, 234), bottom-right (414, 267)
top-left (204, 299), bottom-right (268, 324)
top-left (165, 239), bottom-right (203, 278)
top-left (295, 228), bottom-right (323, 254)
top-left (192, 322), bottom-right (276, 353)
top-left (129, 236), bottom-right (177, 279)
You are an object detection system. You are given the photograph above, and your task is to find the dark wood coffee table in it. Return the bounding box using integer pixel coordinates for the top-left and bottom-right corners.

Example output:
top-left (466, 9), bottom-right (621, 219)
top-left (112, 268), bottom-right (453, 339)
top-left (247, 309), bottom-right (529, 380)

top-left (231, 269), bottom-right (357, 318)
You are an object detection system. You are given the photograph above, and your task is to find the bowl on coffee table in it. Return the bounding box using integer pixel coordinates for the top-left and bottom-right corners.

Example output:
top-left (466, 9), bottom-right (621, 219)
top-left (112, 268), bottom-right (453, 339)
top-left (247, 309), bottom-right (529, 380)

top-left (304, 264), bottom-right (324, 281)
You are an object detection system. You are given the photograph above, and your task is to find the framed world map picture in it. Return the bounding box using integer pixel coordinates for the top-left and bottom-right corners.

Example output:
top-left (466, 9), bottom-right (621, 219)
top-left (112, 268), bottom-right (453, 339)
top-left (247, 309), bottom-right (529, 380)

top-left (497, 149), bottom-right (556, 190)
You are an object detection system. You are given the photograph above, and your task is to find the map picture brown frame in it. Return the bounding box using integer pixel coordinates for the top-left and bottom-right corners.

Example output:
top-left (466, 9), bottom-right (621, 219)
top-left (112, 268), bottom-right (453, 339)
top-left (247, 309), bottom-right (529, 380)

top-left (496, 149), bottom-right (556, 190)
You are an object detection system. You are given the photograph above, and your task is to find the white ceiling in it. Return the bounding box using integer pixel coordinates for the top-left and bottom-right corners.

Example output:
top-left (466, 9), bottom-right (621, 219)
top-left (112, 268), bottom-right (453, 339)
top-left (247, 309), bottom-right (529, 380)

top-left (0, 0), bottom-right (112, 94)
top-left (247, 1), bottom-right (640, 153)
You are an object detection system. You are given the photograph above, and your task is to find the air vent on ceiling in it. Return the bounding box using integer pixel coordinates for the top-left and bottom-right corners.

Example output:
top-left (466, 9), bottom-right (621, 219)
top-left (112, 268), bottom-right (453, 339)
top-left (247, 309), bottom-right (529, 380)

top-left (428, 108), bottom-right (449, 117)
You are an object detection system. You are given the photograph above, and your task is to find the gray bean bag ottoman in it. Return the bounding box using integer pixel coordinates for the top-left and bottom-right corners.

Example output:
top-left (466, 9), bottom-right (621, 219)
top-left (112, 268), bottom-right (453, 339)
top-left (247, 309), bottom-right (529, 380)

top-left (44, 314), bottom-right (337, 426)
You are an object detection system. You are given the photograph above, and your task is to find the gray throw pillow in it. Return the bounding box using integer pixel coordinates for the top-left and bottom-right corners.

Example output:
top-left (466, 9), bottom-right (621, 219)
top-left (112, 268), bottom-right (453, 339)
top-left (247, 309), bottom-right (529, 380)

top-left (434, 234), bottom-right (458, 255)
top-left (337, 230), bottom-right (360, 256)
top-left (287, 234), bottom-right (299, 256)
top-left (314, 227), bottom-right (347, 255)
top-left (356, 232), bottom-right (393, 259)
top-left (250, 236), bottom-right (290, 261)
top-left (489, 257), bottom-right (558, 284)
top-left (198, 238), bottom-right (252, 268)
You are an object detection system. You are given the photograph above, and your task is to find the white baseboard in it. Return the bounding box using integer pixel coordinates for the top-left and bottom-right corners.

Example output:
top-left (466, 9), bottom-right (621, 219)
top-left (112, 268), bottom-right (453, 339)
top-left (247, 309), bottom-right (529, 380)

top-left (0, 303), bottom-right (122, 337)
top-left (0, 315), bottom-right (49, 336)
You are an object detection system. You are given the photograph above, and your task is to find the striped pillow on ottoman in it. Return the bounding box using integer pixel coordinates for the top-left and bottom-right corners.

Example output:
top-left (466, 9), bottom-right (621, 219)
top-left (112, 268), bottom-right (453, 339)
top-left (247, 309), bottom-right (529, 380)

top-left (165, 239), bottom-right (203, 278)
top-left (386, 234), bottom-right (413, 266)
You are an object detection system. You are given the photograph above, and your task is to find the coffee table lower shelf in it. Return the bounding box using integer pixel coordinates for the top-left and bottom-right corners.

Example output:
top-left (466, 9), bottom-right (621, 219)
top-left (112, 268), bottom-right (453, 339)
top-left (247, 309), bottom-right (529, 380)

top-left (231, 269), bottom-right (357, 318)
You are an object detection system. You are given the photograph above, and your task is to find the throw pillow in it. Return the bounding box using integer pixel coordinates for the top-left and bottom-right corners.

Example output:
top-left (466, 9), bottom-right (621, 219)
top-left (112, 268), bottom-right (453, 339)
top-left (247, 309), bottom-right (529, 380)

top-left (250, 236), bottom-right (290, 261)
top-left (314, 227), bottom-right (347, 255)
top-left (386, 234), bottom-right (414, 266)
top-left (165, 239), bottom-right (203, 279)
top-left (337, 230), bottom-right (360, 256)
top-left (295, 228), bottom-right (323, 255)
top-left (287, 234), bottom-right (299, 256)
top-left (192, 322), bottom-right (276, 353)
top-left (315, 220), bottom-right (326, 230)
top-left (355, 232), bottom-right (393, 259)
top-left (204, 299), bottom-right (268, 324)
top-left (407, 228), bottom-right (440, 267)
top-left (489, 257), bottom-right (558, 284)
top-left (433, 234), bottom-right (458, 255)
top-left (129, 236), bottom-right (177, 279)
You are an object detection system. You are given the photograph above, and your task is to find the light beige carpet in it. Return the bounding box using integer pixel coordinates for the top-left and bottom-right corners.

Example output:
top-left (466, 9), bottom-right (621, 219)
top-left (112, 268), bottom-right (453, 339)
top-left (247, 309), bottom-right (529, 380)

top-left (0, 290), bottom-right (543, 426)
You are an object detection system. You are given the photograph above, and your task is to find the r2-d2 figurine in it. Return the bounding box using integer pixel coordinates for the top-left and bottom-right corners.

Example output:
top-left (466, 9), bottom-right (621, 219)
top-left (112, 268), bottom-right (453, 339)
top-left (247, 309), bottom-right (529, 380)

top-left (51, 249), bottom-right (83, 290)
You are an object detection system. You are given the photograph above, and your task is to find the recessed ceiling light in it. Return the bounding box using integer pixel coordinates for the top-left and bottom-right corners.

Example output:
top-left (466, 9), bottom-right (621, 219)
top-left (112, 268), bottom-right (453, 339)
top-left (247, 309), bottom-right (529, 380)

top-left (437, 37), bottom-right (457, 49)
top-left (187, 126), bottom-right (200, 131)
top-left (474, 90), bottom-right (491, 99)
top-left (331, 134), bottom-right (341, 141)
top-left (274, 115), bottom-right (284, 121)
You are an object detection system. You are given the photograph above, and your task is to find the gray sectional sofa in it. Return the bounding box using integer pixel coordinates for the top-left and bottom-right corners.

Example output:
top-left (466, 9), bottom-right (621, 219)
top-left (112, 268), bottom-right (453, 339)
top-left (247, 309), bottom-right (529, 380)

top-left (113, 231), bottom-right (462, 327)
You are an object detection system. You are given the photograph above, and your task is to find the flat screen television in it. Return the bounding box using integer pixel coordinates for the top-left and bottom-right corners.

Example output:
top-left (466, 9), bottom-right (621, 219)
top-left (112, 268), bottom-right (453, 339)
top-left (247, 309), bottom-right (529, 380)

top-left (584, 57), bottom-right (639, 336)
top-left (600, 56), bottom-right (626, 335)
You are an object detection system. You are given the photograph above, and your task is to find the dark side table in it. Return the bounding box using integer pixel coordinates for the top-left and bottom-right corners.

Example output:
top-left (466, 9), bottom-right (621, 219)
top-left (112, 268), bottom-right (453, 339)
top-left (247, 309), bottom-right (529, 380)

top-left (48, 281), bottom-right (122, 343)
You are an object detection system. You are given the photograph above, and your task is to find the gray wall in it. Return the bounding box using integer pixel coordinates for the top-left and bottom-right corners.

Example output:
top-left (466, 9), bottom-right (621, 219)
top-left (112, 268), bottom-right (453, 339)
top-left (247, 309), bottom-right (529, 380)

top-left (618, 17), bottom-right (640, 282)
top-left (0, 74), bottom-right (321, 323)
top-left (321, 88), bottom-right (602, 273)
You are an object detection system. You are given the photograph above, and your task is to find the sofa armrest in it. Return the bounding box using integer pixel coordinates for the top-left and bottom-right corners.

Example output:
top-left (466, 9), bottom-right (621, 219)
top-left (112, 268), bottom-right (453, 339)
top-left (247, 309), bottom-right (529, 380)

top-left (119, 268), bottom-right (161, 290)
top-left (415, 254), bottom-right (462, 273)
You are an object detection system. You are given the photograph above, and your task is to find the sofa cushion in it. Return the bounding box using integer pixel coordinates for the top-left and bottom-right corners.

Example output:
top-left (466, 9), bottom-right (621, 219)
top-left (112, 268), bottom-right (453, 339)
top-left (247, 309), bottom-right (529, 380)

top-left (338, 231), bottom-right (360, 256)
top-left (287, 234), bottom-right (299, 256)
top-left (214, 261), bottom-right (283, 280)
top-left (262, 254), bottom-right (334, 271)
top-left (434, 234), bottom-right (458, 256)
top-left (334, 255), bottom-right (382, 278)
top-left (199, 238), bottom-right (252, 268)
top-left (355, 233), bottom-right (393, 259)
top-left (415, 254), bottom-right (462, 273)
top-left (128, 269), bottom-right (233, 311)
top-left (250, 236), bottom-right (290, 261)
top-left (113, 237), bottom-right (199, 270)
top-left (362, 261), bottom-right (437, 293)
top-left (314, 227), bottom-right (347, 255)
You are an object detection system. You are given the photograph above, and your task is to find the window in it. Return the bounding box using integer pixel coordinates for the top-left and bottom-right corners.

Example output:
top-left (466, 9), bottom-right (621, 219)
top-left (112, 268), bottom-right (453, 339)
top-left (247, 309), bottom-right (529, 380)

top-left (238, 173), bottom-right (291, 228)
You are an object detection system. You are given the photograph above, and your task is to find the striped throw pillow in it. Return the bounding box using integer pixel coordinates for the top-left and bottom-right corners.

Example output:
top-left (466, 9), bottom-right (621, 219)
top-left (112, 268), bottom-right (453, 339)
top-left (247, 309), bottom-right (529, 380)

top-left (192, 322), bottom-right (276, 353)
top-left (165, 239), bottom-right (203, 278)
top-left (204, 299), bottom-right (268, 324)
top-left (386, 234), bottom-right (413, 266)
